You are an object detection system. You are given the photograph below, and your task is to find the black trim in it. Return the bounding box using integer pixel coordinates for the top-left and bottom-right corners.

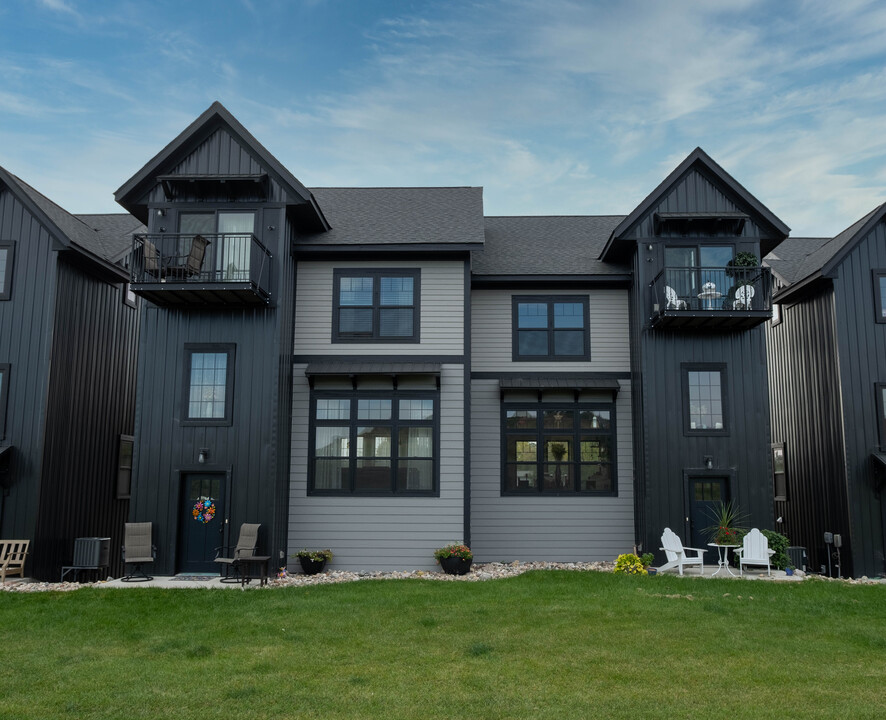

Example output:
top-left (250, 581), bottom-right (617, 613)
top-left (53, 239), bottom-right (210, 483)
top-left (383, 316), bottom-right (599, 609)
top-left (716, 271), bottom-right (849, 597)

top-left (472, 371), bottom-right (630, 380)
top-left (332, 268), bottom-right (421, 343)
top-left (500, 398), bottom-right (617, 497)
top-left (0, 364), bottom-right (8, 440)
top-left (117, 435), bottom-right (134, 500)
top-left (511, 295), bottom-right (590, 362)
top-left (463, 258), bottom-right (472, 547)
top-left (772, 442), bottom-right (787, 502)
top-left (181, 344), bottom-right (236, 426)
top-left (873, 270), bottom-right (886, 324)
top-left (472, 274), bottom-right (631, 289)
top-left (308, 388), bottom-right (440, 496)
top-left (681, 363), bottom-right (729, 436)
top-left (296, 354), bottom-right (465, 364)
top-left (0, 241), bottom-right (15, 300)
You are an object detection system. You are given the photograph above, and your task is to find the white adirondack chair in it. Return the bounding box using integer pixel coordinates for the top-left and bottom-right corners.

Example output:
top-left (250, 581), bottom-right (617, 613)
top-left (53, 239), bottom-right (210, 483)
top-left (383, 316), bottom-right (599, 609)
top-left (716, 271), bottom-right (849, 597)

top-left (665, 286), bottom-right (687, 310)
top-left (734, 528), bottom-right (775, 576)
top-left (733, 284), bottom-right (754, 310)
top-left (659, 528), bottom-right (706, 575)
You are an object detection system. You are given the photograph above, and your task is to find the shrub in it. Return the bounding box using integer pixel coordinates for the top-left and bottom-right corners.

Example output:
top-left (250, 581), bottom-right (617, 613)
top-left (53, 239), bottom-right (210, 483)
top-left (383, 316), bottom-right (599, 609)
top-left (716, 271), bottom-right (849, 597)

top-left (761, 530), bottom-right (790, 569)
top-left (434, 543), bottom-right (473, 561)
top-left (614, 553), bottom-right (647, 575)
top-left (293, 549), bottom-right (333, 563)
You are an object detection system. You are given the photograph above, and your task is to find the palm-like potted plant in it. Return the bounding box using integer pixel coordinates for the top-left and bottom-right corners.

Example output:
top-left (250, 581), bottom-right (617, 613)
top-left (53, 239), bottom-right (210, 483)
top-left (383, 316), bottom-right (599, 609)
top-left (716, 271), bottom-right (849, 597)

top-left (293, 548), bottom-right (333, 575)
top-left (704, 501), bottom-right (747, 546)
top-left (434, 543), bottom-right (473, 575)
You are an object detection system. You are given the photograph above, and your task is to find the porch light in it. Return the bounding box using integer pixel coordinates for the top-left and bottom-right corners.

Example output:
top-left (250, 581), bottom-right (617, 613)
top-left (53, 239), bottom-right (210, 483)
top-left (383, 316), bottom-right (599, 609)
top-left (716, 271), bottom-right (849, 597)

top-left (704, 455), bottom-right (713, 470)
top-left (198, 448), bottom-right (209, 464)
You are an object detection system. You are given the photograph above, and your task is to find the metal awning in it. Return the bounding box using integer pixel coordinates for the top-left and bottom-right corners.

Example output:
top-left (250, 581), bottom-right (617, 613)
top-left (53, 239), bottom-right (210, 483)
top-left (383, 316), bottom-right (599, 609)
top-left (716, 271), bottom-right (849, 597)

top-left (499, 377), bottom-right (621, 392)
top-left (872, 452), bottom-right (886, 470)
top-left (157, 173), bottom-right (269, 200)
top-left (305, 362), bottom-right (441, 388)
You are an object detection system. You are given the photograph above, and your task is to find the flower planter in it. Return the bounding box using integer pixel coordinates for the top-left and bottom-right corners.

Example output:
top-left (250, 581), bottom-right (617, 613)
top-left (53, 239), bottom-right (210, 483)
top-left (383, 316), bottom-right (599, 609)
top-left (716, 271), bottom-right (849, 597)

top-left (646, 567), bottom-right (657, 576)
top-left (439, 557), bottom-right (473, 575)
top-left (298, 557), bottom-right (328, 575)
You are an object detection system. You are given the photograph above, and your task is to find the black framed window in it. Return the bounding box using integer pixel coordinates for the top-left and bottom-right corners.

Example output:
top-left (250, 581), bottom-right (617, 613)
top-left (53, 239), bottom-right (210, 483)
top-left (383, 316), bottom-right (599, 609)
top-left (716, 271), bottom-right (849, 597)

top-left (332, 269), bottom-right (420, 342)
top-left (682, 364), bottom-right (728, 434)
top-left (512, 296), bottom-right (589, 361)
top-left (310, 390), bottom-right (437, 495)
top-left (117, 435), bottom-right (134, 499)
top-left (877, 384), bottom-right (886, 449)
top-left (182, 344), bottom-right (235, 425)
top-left (502, 400), bottom-right (616, 495)
top-left (873, 270), bottom-right (886, 324)
top-left (772, 443), bottom-right (787, 501)
top-left (0, 242), bottom-right (14, 300)
top-left (0, 364), bottom-right (9, 440)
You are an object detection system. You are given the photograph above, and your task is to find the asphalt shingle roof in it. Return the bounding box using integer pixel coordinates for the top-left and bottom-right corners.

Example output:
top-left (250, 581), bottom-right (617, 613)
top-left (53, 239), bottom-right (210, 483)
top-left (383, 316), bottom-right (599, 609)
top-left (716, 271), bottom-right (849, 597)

top-left (474, 215), bottom-right (629, 275)
top-left (75, 213), bottom-right (146, 264)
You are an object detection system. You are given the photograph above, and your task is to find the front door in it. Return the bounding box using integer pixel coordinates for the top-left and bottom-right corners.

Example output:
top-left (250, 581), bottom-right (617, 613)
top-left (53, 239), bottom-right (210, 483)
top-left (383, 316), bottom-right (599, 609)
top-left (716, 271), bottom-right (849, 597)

top-left (178, 472), bottom-right (226, 573)
top-left (687, 477), bottom-right (729, 550)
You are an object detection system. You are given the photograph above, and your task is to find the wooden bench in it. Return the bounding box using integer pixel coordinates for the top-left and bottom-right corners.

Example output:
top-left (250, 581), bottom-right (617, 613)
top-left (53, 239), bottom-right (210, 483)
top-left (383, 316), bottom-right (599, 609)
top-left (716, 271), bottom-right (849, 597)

top-left (1, 540), bottom-right (29, 583)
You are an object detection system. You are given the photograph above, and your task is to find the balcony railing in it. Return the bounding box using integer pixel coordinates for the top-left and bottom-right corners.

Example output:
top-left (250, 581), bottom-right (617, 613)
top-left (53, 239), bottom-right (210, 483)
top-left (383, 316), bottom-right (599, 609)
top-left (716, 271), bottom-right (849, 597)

top-left (649, 266), bottom-right (773, 329)
top-left (130, 233), bottom-right (272, 306)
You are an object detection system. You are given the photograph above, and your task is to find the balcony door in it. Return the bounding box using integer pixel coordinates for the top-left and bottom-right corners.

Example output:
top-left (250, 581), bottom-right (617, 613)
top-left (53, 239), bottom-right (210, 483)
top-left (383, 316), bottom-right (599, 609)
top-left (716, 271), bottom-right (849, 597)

top-left (179, 211), bottom-right (255, 282)
top-left (665, 245), bottom-right (734, 308)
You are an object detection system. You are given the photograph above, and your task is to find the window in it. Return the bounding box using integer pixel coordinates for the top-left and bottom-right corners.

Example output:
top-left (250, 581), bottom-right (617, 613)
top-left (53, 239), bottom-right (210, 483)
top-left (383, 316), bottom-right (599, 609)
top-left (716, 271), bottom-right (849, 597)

top-left (771, 303), bottom-right (781, 326)
top-left (117, 435), bottom-right (134, 499)
top-left (0, 242), bottom-right (14, 300)
top-left (124, 282), bottom-right (137, 308)
top-left (179, 211), bottom-right (256, 281)
top-left (0, 364), bottom-right (8, 440)
top-left (309, 390), bottom-right (437, 494)
top-left (682, 364), bottom-right (727, 434)
top-left (512, 296), bottom-right (589, 361)
top-left (665, 245), bottom-right (735, 303)
top-left (332, 269), bottom-right (420, 342)
top-left (873, 270), bottom-right (886, 324)
top-left (772, 443), bottom-right (787, 501)
top-left (182, 345), bottom-right (235, 425)
top-left (502, 400), bottom-right (616, 495)
top-left (877, 384), bottom-right (886, 449)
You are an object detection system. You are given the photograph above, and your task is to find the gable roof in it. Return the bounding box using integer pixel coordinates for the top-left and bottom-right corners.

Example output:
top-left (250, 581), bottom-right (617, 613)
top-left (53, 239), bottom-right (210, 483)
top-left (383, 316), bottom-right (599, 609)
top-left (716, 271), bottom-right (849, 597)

top-left (0, 166), bottom-right (131, 279)
top-left (475, 215), bottom-right (628, 276)
top-left (75, 213), bottom-right (146, 264)
top-left (296, 187), bottom-right (485, 248)
top-left (601, 147), bottom-right (790, 262)
top-left (114, 101), bottom-right (329, 231)
top-left (766, 202), bottom-right (886, 302)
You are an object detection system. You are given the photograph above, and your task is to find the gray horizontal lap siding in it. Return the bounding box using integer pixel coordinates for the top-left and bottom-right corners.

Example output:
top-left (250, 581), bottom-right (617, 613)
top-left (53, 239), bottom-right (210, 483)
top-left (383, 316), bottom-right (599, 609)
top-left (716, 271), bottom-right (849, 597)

top-left (288, 364), bottom-right (466, 571)
top-left (470, 379), bottom-right (635, 561)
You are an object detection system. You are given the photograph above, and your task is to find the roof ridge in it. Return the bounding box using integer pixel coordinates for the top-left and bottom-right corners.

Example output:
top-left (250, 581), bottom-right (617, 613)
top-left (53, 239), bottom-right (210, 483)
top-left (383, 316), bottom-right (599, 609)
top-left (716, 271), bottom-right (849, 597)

top-left (10, 172), bottom-right (98, 236)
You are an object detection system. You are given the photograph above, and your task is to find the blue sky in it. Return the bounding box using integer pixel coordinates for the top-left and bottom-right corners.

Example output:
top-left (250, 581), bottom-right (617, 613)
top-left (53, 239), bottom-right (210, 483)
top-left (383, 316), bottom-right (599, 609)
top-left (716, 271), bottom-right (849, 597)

top-left (2, 0), bottom-right (886, 237)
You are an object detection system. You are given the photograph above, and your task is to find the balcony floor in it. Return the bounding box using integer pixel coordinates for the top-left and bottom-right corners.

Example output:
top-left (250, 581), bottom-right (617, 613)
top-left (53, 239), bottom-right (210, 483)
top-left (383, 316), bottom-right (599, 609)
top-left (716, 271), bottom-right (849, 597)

top-left (131, 280), bottom-right (270, 307)
top-left (651, 309), bottom-right (771, 329)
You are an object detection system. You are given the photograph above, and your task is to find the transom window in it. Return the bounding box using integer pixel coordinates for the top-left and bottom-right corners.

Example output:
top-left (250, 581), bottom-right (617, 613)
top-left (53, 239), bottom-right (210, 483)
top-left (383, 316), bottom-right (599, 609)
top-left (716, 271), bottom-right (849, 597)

top-left (772, 443), bottom-right (787, 501)
top-left (333, 269), bottom-right (420, 342)
top-left (0, 242), bottom-right (14, 300)
top-left (512, 296), bottom-right (589, 360)
top-left (682, 364), bottom-right (727, 434)
top-left (502, 401), bottom-right (616, 495)
top-left (182, 345), bottom-right (235, 425)
top-left (873, 271), bottom-right (886, 324)
top-left (310, 391), bottom-right (437, 494)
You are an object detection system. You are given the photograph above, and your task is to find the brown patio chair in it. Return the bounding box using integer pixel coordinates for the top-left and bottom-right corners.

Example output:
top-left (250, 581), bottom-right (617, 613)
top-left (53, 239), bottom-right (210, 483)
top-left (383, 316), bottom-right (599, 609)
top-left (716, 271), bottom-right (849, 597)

top-left (214, 523), bottom-right (260, 583)
top-left (0, 540), bottom-right (29, 583)
top-left (143, 239), bottom-right (160, 277)
top-left (121, 522), bottom-right (156, 582)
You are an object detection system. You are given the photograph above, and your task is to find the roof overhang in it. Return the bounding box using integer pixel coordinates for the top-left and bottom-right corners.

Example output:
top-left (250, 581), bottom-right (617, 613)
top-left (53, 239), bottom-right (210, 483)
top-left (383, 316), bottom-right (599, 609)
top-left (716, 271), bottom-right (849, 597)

top-left (157, 173), bottom-right (269, 201)
top-left (471, 274), bottom-right (632, 289)
top-left (499, 376), bottom-right (621, 399)
top-left (305, 362), bottom-right (441, 389)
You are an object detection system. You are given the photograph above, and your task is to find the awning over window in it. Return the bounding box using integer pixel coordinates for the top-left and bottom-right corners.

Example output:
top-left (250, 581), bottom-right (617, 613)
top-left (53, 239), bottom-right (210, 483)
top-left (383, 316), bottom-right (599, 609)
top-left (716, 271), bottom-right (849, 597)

top-left (305, 362), bottom-right (441, 388)
top-left (499, 376), bottom-right (621, 392)
top-left (157, 173), bottom-right (269, 200)
top-left (654, 211), bottom-right (748, 235)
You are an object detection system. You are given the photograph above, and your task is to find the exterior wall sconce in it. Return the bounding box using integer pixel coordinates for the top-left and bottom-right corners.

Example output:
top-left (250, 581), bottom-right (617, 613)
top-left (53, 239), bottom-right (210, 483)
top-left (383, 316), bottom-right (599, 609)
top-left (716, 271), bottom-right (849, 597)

top-left (704, 455), bottom-right (713, 470)
top-left (156, 208), bottom-right (166, 217)
top-left (198, 448), bottom-right (209, 464)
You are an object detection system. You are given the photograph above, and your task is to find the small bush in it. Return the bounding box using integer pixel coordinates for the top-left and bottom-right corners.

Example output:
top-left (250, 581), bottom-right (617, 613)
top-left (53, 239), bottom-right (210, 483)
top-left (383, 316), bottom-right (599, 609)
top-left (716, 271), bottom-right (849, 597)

top-left (614, 553), bottom-right (647, 575)
top-left (761, 530), bottom-right (790, 569)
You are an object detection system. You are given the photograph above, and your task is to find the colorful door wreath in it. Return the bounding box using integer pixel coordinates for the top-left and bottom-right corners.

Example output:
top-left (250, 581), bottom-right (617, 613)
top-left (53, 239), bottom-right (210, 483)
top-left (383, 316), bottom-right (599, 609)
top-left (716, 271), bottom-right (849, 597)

top-left (192, 496), bottom-right (216, 523)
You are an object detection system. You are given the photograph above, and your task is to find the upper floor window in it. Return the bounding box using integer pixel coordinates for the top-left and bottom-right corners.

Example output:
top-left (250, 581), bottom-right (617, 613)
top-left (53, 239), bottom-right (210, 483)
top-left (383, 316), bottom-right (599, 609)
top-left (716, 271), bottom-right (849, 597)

top-left (771, 303), bottom-right (782, 326)
top-left (179, 211), bottom-right (255, 282)
top-left (502, 400), bottom-right (616, 495)
top-left (117, 435), bottom-right (134, 499)
top-left (512, 296), bottom-right (589, 361)
top-left (873, 270), bottom-right (886, 324)
top-left (0, 364), bottom-right (9, 439)
top-left (0, 242), bottom-right (14, 300)
top-left (772, 443), bottom-right (787, 501)
top-left (182, 344), bottom-right (235, 426)
top-left (309, 390), bottom-right (437, 495)
top-left (682, 364), bottom-right (728, 434)
top-left (332, 269), bottom-right (420, 343)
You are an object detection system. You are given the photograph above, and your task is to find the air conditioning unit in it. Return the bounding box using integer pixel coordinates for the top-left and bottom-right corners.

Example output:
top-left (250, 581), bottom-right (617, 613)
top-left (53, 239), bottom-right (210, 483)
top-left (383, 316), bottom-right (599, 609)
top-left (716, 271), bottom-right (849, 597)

top-left (787, 546), bottom-right (806, 572)
top-left (72, 537), bottom-right (110, 568)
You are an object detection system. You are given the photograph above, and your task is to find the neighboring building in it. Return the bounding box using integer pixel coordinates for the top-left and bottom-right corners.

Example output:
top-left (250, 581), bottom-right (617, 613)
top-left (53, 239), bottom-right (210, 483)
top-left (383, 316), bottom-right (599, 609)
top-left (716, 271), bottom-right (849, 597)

top-left (116, 103), bottom-right (790, 573)
top-left (0, 166), bottom-right (141, 580)
top-left (765, 204), bottom-right (886, 578)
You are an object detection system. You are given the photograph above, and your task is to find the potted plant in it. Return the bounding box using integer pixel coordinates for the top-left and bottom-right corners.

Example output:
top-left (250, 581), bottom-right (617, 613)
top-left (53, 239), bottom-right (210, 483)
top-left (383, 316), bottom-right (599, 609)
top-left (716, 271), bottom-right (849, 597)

top-left (293, 548), bottom-right (333, 575)
top-left (705, 501), bottom-right (747, 546)
top-left (785, 564), bottom-right (795, 576)
top-left (640, 552), bottom-right (657, 575)
top-left (434, 543), bottom-right (473, 575)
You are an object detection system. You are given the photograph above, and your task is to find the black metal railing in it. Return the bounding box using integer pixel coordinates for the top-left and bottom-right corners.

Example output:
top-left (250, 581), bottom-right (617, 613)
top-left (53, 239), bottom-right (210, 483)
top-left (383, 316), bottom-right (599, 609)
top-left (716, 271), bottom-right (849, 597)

top-left (650, 266), bottom-right (772, 314)
top-left (131, 233), bottom-right (272, 296)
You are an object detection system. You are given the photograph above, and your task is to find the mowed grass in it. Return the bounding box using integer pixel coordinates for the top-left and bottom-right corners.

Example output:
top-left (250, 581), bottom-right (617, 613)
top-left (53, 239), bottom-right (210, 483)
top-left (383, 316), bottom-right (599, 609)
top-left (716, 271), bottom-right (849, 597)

top-left (1, 572), bottom-right (884, 719)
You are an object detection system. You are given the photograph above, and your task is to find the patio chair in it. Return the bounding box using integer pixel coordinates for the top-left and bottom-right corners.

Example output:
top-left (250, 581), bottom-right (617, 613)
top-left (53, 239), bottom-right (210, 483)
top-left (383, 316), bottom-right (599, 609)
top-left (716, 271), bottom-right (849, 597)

top-left (0, 540), bottom-right (29, 583)
top-left (659, 528), bottom-right (706, 576)
top-left (665, 286), bottom-right (687, 310)
top-left (214, 523), bottom-right (260, 583)
top-left (733, 284), bottom-right (755, 310)
top-left (143, 239), bottom-right (160, 277)
top-left (121, 522), bottom-right (156, 582)
top-left (734, 527), bottom-right (774, 576)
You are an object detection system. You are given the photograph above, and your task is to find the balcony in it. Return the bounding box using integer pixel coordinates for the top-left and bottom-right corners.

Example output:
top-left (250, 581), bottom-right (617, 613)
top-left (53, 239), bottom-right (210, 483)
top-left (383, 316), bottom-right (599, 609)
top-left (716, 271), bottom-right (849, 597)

top-left (130, 233), bottom-right (272, 307)
top-left (649, 266), bottom-right (773, 329)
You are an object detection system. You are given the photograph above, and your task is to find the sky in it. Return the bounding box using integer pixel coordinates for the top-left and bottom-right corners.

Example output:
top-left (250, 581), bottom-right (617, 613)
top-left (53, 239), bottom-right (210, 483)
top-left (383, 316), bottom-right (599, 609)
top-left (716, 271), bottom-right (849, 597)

top-left (2, 0), bottom-right (886, 238)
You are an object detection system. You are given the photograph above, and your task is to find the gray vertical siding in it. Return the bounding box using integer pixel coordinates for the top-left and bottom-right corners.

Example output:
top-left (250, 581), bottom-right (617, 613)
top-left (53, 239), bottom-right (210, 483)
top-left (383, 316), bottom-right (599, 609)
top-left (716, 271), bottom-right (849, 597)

top-left (469, 379), bottom-right (635, 561)
top-left (287, 363), bottom-right (466, 571)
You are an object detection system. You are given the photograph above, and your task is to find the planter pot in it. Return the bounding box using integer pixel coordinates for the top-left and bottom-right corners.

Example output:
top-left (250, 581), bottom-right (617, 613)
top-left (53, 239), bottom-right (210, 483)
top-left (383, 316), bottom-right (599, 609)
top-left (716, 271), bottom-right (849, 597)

top-left (439, 557), bottom-right (473, 575)
top-left (785, 568), bottom-right (794, 576)
top-left (298, 557), bottom-right (328, 575)
top-left (646, 567), bottom-right (657, 576)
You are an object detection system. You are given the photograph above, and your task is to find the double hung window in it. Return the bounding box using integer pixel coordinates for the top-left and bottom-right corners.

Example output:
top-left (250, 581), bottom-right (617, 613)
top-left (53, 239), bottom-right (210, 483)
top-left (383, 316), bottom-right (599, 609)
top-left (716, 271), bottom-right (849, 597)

top-left (182, 344), bottom-right (235, 425)
top-left (117, 435), bottom-right (134, 499)
top-left (682, 364), bottom-right (728, 434)
top-left (310, 390), bottom-right (437, 494)
top-left (772, 443), bottom-right (787, 501)
top-left (502, 400), bottom-right (615, 495)
top-left (0, 242), bottom-right (14, 300)
top-left (512, 296), bottom-right (589, 360)
top-left (333, 269), bottom-right (420, 342)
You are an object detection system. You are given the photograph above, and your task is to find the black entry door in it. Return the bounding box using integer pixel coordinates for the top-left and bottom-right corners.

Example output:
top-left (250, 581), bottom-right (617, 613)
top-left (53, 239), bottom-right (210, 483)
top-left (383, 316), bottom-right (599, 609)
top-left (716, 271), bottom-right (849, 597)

top-left (178, 472), bottom-right (226, 573)
top-left (687, 477), bottom-right (728, 550)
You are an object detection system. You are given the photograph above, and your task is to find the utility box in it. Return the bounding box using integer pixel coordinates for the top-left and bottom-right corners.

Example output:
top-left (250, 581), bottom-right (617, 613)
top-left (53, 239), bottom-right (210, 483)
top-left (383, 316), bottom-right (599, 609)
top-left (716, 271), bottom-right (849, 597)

top-left (787, 546), bottom-right (806, 572)
top-left (61, 537), bottom-right (111, 581)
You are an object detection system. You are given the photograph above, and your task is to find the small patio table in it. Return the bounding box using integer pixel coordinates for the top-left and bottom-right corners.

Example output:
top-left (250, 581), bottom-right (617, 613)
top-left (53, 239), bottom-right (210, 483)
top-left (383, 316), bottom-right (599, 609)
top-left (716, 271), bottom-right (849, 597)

top-left (708, 543), bottom-right (739, 577)
top-left (232, 555), bottom-right (271, 587)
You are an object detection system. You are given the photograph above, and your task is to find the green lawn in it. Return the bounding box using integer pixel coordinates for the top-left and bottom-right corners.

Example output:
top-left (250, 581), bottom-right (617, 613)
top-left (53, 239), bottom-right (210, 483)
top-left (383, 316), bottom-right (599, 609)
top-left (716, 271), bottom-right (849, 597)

top-left (1, 572), bottom-right (884, 719)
